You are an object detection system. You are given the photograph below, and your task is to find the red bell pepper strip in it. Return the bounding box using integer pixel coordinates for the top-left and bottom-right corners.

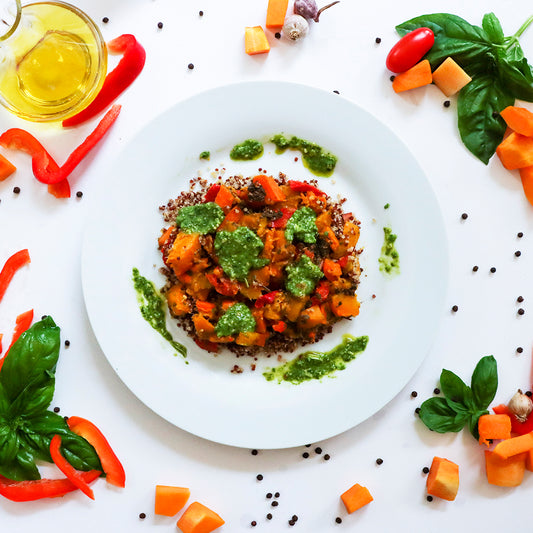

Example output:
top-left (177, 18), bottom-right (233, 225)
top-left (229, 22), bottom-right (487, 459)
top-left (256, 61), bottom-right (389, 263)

top-left (66, 416), bottom-right (125, 488)
top-left (492, 404), bottom-right (533, 435)
top-left (48, 179), bottom-right (71, 199)
top-left (6, 309), bottom-right (33, 354)
top-left (270, 207), bottom-right (296, 228)
top-left (254, 290), bottom-right (279, 308)
top-left (62, 35), bottom-right (146, 127)
top-left (288, 180), bottom-right (327, 197)
top-left (0, 249), bottom-right (30, 303)
top-left (49, 435), bottom-right (96, 500)
top-left (0, 471), bottom-right (100, 502)
top-left (204, 183), bottom-right (221, 203)
top-left (0, 105), bottom-right (121, 185)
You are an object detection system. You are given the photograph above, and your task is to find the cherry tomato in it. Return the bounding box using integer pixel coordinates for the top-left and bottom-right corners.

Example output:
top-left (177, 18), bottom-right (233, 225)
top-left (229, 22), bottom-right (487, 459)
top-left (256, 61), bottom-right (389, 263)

top-left (386, 27), bottom-right (435, 73)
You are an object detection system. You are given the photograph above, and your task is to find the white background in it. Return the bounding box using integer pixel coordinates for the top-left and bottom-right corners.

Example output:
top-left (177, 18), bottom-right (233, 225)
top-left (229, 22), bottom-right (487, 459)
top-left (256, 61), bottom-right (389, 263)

top-left (1, 0), bottom-right (533, 531)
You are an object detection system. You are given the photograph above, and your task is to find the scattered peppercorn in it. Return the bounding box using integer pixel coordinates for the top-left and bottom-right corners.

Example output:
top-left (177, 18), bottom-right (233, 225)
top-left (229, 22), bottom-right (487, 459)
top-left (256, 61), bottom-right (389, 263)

top-left (490, 267), bottom-right (496, 273)
top-left (518, 308), bottom-right (525, 315)
top-left (324, 454), bottom-right (330, 461)
top-left (251, 520), bottom-right (257, 527)
top-left (188, 63), bottom-right (194, 70)
top-left (53, 407), bottom-right (60, 413)
top-left (461, 213), bottom-right (468, 220)
top-left (275, 492), bottom-right (280, 498)
top-left (256, 474), bottom-right (263, 481)
top-left (451, 305), bottom-right (458, 312)
top-left (518, 296), bottom-right (524, 302)
top-left (527, 391), bottom-right (533, 398)
top-left (251, 449), bottom-right (258, 455)
top-left (64, 340), bottom-right (70, 347)
top-left (13, 186), bottom-right (20, 194)
top-left (422, 467), bottom-right (429, 474)
top-left (199, 10), bottom-right (204, 16)
top-left (415, 407), bottom-right (421, 414)
top-left (275, 32), bottom-right (281, 39)
top-left (518, 232), bottom-right (524, 238)
top-left (390, 75), bottom-right (395, 82)
top-left (333, 90), bottom-right (340, 94)
top-left (266, 493), bottom-right (272, 499)
top-left (139, 513), bottom-right (146, 519)
top-left (76, 191), bottom-right (83, 198)
top-left (266, 513), bottom-right (273, 520)
top-left (292, 515), bottom-right (298, 521)
top-left (272, 501), bottom-right (279, 507)
top-left (517, 347), bottom-right (524, 354)
top-left (305, 444), bottom-right (311, 447)
top-left (157, 22), bottom-right (163, 29)
top-left (335, 517), bottom-right (342, 524)
top-left (375, 37), bottom-right (381, 43)
top-left (411, 391), bottom-right (418, 398)
top-left (443, 100), bottom-right (451, 107)
top-left (472, 265), bottom-right (479, 272)
top-left (427, 495), bottom-right (433, 502)
top-left (102, 17), bottom-right (109, 23)
top-left (434, 388), bottom-right (441, 395)
top-left (515, 251), bottom-right (522, 257)
top-left (315, 447), bottom-right (322, 454)
top-left (376, 458), bottom-right (383, 465)
top-left (302, 452), bottom-right (309, 458)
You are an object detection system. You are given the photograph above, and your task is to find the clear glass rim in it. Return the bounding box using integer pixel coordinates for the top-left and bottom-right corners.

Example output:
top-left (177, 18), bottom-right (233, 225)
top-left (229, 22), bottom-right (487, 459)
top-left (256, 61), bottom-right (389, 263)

top-left (0, 0), bottom-right (21, 42)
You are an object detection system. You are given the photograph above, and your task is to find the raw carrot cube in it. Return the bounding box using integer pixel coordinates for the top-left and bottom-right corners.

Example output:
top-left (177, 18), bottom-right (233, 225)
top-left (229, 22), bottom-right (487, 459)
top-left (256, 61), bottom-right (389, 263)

top-left (266, 0), bottom-right (289, 28)
top-left (426, 457), bottom-right (459, 501)
top-left (392, 60), bottom-right (432, 93)
top-left (500, 106), bottom-right (533, 137)
top-left (431, 57), bottom-right (472, 97)
top-left (177, 501), bottom-right (225, 533)
top-left (154, 485), bottom-right (190, 516)
top-left (485, 450), bottom-right (526, 487)
top-left (340, 483), bottom-right (373, 513)
top-left (245, 26), bottom-right (270, 56)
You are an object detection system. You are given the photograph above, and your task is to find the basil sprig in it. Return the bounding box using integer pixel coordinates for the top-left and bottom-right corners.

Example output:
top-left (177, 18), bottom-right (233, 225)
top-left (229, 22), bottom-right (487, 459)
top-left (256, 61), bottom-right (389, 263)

top-left (0, 316), bottom-right (102, 481)
top-left (418, 355), bottom-right (497, 439)
top-left (396, 13), bottom-right (533, 164)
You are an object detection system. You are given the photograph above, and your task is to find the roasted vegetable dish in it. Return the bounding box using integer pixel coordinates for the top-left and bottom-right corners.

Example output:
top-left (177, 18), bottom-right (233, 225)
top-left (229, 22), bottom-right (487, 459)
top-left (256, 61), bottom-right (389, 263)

top-left (158, 173), bottom-right (361, 356)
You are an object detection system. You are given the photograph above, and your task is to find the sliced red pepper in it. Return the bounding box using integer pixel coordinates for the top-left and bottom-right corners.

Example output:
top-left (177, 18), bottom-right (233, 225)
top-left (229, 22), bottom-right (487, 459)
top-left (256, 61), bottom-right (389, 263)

top-left (270, 207), bottom-right (296, 228)
top-left (288, 180), bottom-right (327, 197)
top-left (0, 249), bottom-right (30, 303)
top-left (194, 338), bottom-right (219, 353)
top-left (6, 309), bottom-right (33, 353)
top-left (337, 255), bottom-right (349, 269)
top-left (206, 271), bottom-right (240, 297)
top-left (0, 471), bottom-right (100, 502)
top-left (271, 320), bottom-right (287, 333)
top-left (492, 404), bottom-right (533, 435)
top-left (0, 105), bottom-right (121, 185)
top-left (63, 35), bottom-right (146, 127)
top-left (48, 179), bottom-right (71, 199)
top-left (67, 416), bottom-right (125, 488)
top-left (49, 435), bottom-right (96, 500)
top-left (204, 183), bottom-right (221, 203)
top-left (254, 290), bottom-right (279, 308)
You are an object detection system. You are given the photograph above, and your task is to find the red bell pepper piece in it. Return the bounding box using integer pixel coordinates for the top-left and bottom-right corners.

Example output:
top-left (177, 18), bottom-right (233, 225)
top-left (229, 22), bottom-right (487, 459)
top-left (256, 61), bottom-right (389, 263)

top-left (0, 105), bottom-right (121, 185)
top-left (206, 271), bottom-right (240, 297)
top-left (270, 207), bottom-right (296, 228)
top-left (271, 320), bottom-right (287, 333)
top-left (254, 290), bottom-right (279, 308)
top-left (492, 404), bottom-right (533, 435)
top-left (288, 180), bottom-right (327, 197)
top-left (63, 35), bottom-right (146, 127)
top-left (49, 435), bottom-right (96, 500)
top-left (337, 255), bottom-right (349, 269)
top-left (6, 309), bottom-right (33, 353)
top-left (194, 338), bottom-right (219, 353)
top-left (204, 183), bottom-right (221, 203)
top-left (0, 249), bottom-right (30, 303)
top-left (66, 416), bottom-right (125, 488)
top-left (0, 471), bottom-right (100, 502)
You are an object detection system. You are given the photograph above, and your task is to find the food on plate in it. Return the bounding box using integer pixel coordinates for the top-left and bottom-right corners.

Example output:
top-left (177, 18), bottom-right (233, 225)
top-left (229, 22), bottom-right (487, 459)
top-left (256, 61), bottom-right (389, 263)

top-left (477, 414), bottom-right (511, 446)
top-left (155, 485), bottom-right (191, 516)
top-left (391, 60), bottom-right (432, 93)
top-left (485, 450), bottom-right (526, 487)
top-left (158, 174), bottom-right (361, 357)
top-left (177, 501), bottom-right (225, 533)
top-left (266, 0), bottom-right (289, 28)
top-left (386, 27), bottom-right (434, 73)
top-left (431, 57), bottom-right (472, 97)
top-left (378, 226), bottom-right (400, 275)
top-left (245, 26), bottom-right (270, 55)
top-left (340, 483), bottom-right (373, 513)
top-left (0, 153), bottom-right (16, 180)
top-left (426, 457), bottom-right (459, 501)
top-left (230, 138), bottom-right (264, 160)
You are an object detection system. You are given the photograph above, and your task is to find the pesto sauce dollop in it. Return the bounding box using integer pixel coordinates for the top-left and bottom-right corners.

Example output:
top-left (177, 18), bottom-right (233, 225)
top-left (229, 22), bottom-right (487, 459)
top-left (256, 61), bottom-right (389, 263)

top-left (285, 206), bottom-right (318, 243)
top-left (132, 268), bottom-right (187, 357)
top-left (270, 134), bottom-right (337, 177)
top-left (230, 139), bottom-right (264, 160)
top-left (378, 226), bottom-right (400, 275)
top-left (199, 150), bottom-right (210, 160)
top-left (285, 254), bottom-right (323, 297)
top-left (215, 303), bottom-right (256, 337)
top-left (176, 202), bottom-right (225, 234)
top-left (214, 226), bottom-right (269, 280)
top-left (263, 334), bottom-right (369, 384)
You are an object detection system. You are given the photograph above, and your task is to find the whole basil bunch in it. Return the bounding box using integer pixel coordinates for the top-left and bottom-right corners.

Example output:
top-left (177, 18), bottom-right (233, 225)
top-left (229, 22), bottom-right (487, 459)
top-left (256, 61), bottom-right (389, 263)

top-left (418, 355), bottom-right (498, 439)
top-left (0, 316), bottom-right (101, 481)
top-left (397, 13), bottom-right (533, 164)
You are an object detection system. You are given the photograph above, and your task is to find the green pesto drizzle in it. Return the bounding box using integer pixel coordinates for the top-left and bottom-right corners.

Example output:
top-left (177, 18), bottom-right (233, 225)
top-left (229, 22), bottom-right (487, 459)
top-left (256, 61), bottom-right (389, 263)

top-left (285, 206), bottom-right (318, 243)
top-left (199, 150), bottom-right (210, 160)
top-left (230, 139), bottom-right (264, 160)
top-left (263, 334), bottom-right (369, 384)
top-left (132, 267), bottom-right (187, 357)
top-left (378, 226), bottom-right (400, 275)
top-left (270, 134), bottom-right (337, 177)
top-left (215, 303), bottom-right (256, 337)
top-left (176, 202), bottom-right (224, 234)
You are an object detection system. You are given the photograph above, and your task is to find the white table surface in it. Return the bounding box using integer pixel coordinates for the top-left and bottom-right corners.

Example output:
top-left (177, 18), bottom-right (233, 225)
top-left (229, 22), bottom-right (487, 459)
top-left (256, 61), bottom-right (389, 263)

top-left (1, 0), bottom-right (533, 531)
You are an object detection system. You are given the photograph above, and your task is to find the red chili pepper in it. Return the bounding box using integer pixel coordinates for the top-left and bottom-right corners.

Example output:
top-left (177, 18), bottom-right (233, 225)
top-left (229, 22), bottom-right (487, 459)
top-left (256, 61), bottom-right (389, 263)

top-left (492, 404), bottom-right (533, 435)
top-left (0, 471), bottom-right (100, 502)
top-left (386, 27), bottom-right (435, 73)
top-left (204, 183), bottom-right (221, 203)
top-left (270, 207), bottom-right (296, 228)
top-left (288, 180), bottom-right (327, 197)
top-left (0, 249), bottom-right (30, 304)
top-left (63, 35), bottom-right (146, 127)
top-left (67, 416), bottom-right (125, 488)
top-left (254, 291), bottom-right (279, 308)
top-left (6, 309), bottom-right (33, 355)
top-left (0, 105), bottom-right (121, 185)
top-left (49, 435), bottom-right (96, 500)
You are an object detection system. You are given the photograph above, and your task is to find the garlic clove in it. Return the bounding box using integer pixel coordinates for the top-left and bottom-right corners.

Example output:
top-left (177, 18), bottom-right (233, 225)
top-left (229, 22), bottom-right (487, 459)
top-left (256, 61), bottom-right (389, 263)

top-left (508, 389), bottom-right (533, 423)
top-left (282, 14), bottom-right (309, 41)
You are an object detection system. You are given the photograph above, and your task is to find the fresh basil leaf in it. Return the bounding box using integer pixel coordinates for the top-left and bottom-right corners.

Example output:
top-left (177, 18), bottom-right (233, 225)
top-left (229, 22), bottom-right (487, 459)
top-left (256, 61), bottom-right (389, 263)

top-left (482, 13), bottom-right (505, 44)
top-left (495, 50), bottom-right (533, 102)
top-left (468, 410), bottom-right (489, 440)
top-left (457, 74), bottom-right (514, 164)
top-left (0, 317), bottom-right (60, 406)
top-left (0, 423), bottom-right (19, 464)
top-left (0, 382), bottom-right (9, 416)
top-left (7, 378), bottom-right (55, 419)
top-left (439, 369), bottom-right (474, 408)
top-left (0, 439), bottom-right (41, 481)
top-left (26, 411), bottom-right (102, 472)
top-left (419, 397), bottom-right (468, 433)
top-left (471, 355), bottom-right (498, 409)
top-left (396, 13), bottom-right (492, 68)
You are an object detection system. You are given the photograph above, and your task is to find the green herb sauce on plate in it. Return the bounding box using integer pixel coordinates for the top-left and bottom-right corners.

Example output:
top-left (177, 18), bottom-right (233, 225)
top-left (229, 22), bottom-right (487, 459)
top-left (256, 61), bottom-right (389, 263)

top-left (230, 139), bottom-right (264, 160)
top-left (215, 303), bottom-right (256, 337)
top-left (176, 202), bottom-right (224, 234)
top-left (378, 226), bottom-right (400, 275)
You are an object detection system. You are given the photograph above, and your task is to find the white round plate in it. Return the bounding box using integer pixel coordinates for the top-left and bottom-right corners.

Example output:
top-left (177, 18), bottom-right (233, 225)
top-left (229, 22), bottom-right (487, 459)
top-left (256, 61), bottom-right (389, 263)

top-left (82, 81), bottom-right (448, 449)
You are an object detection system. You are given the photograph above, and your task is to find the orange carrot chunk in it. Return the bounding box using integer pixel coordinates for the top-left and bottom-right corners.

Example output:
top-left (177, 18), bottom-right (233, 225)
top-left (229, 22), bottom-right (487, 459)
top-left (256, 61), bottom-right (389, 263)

top-left (340, 483), bottom-right (373, 514)
top-left (496, 132), bottom-right (533, 170)
top-left (154, 485), bottom-right (190, 517)
top-left (177, 501), bottom-right (225, 533)
top-left (431, 57), bottom-right (472, 97)
top-left (252, 174), bottom-right (286, 203)
top-left (485, 450), bottom-right (526, 487)
top-left (500, 106), bottom-right (533, 137)
top-left (245, 26), bottom-right (270, 56)
top-left (426, 457), bottom-right (459, 501)
top-left (493, 431), bottom-right (533, 459)
top-left (478, 414), bottom-right (512, 446)
top-left (392, 60), bottom-right (432, 93)
top-left (519, 166), bottom-right (533, 206)
top-left (266, 0), bottom-right (289, 28)
top-left (0, 153), bottom-right (16, 181)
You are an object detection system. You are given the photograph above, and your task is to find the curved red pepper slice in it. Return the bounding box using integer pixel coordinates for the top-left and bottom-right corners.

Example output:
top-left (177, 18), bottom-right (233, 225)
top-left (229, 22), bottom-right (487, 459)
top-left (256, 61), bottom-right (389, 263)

top-left (0, 471), bottom-right (100, 502)
top-left (49, 435), bottom-right (96, 500)
top-left (204, 183), bottom-right (221, 203)
top-left (254, 290), bottom-right (279, 308)
top-left (0, 249), bottom-right (30, 303)
top-left (0, 309), bottom-right (34, 373)
top-left (288, 180), bottom-right (327, 197)
top-left (270, 207), bottom-right (296, 229)
top-left (67, 416), bottom-right (125, 488)
top-left (63, 34), bottom-right (146, 127)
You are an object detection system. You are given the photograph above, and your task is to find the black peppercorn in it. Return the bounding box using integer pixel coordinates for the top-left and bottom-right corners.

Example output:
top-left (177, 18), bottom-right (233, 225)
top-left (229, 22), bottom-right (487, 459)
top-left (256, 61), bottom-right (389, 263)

top-left (102, 17), bottom-right (109, 23)
top-left (527, 391), bottom-right (533, 397)
top-left (275, 492), bottom-right (280, 498)
top-left (518, 296), bottom-right (524, 302)
top-left (64, 340), bottom-right (70, 347)
top-left (451, 305), bottom-right (458, 312)
top-left (53, 407), bottom-right (60, 413)
top-left (315, 447), bottom-right (322, 454)
top-left (199, 10), bottom-right (204, 16)
top-left (256, 474), bottom-right (263, 481)
top-left (427, 495), bottom-right (433, 502)
top-left (376, 458), bottom-right (383, 465)
top-left (490, 267), bottom-right (496, 273)
top-left (157, 22), bottom-right (163, 29)
top-left (292, 515), bottom-right (298, 521)
top-left (139, 513), bottom-right (146, 519)
top-left (461, 213), bottom-right (468, 220)
top-left (76, 191), bottom-right (83, 198)
top-left (390, 75), bottom-right (395, 82)
top-left (302, 452), bottom-right (309, 458)
top-left (266, 513), bottom-right (272, 520)
top-left (266, 492), bottom-right (272, 498)
top-left (472, 265), bottom-right (479, 272)
top-left (518, 232), bottom-right (524, 238)
top-left (275, 32), bottom-right (281, 39)
top-left (188, 63), bottom-right (194, 70)
top-left (251, 449), bottom-right (258, 455)
top-left (375, 37), bottom-right (381, 43)
top-left (415, 407), bottom-right (421, 414)
top-left (434, 388), bottom-right (441, 395)
top-left (411, 391), bottom-right (418, 398)
top-left (422, 467), bottom-right (429, 474)
top-left (443, 100), bottom-right (451, 108)
top-left (335, 517), bottom-right (342, 524)
top-left (13, 186), bottom-right (20, 194)
top-left (324, 454), bottom-right (330, 461)
top-left (251, 521), bottom-right (257, 527)
top-left (272, 501), bottom-right (279, 507)
top-left (518, 308), bottom-right (525, 315)
top-left (515, 250), bottom-right (522, 257)
top-left (517, 347), bottom-right (524, 354)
